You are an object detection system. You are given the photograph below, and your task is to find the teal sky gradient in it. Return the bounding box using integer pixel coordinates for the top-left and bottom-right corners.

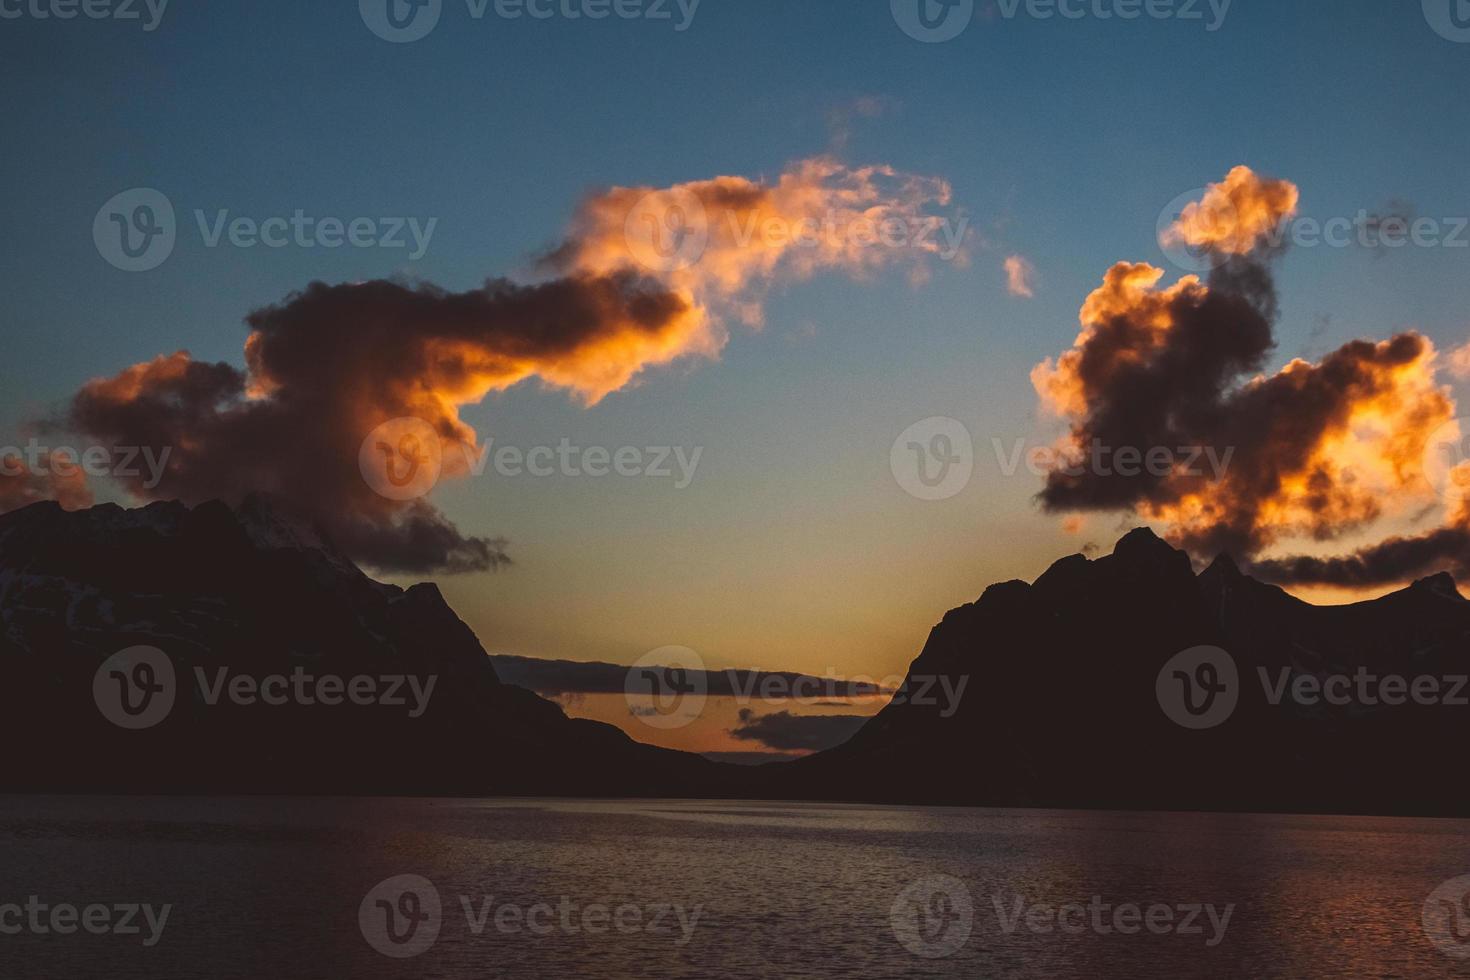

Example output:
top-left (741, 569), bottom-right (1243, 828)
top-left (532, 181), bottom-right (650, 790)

top-left (3, 0), bottom-right (1469, 693)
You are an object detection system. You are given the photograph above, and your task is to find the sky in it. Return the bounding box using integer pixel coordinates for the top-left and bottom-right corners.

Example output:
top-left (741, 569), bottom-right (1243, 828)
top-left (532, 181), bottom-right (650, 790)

top-left (3, 1), bottom-right (1469, 755)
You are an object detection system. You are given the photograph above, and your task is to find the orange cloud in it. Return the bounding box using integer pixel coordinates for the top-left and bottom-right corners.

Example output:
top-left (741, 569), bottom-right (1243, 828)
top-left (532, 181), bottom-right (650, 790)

top-left (1161, 164), bottom-right (1300, 256)
top-left (57, 158), bottom-right (960, 574)
top-left (552, 157), bottom-right (962, 331)
top-left (0, 451), bottom-right (93, 513)
top-left (1032, 166), bottom-right (1463, 585)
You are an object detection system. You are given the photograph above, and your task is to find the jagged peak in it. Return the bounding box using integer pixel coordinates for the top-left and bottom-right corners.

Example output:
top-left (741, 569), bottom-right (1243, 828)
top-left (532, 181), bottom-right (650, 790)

top-left (1412, 571), bottom-right (1465, 601)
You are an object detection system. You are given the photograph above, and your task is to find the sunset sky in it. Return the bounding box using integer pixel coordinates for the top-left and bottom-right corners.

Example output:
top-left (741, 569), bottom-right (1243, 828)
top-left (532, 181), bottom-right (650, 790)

top-left (4, 2), bottom-right (1470, 755)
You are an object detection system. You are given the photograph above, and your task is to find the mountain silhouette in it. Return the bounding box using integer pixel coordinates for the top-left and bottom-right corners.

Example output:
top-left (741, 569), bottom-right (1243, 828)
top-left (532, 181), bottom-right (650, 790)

top-left (767, 527), bottom-right (1470, 816)
top-left (7, 498), bottom-right (1469, 815)
top-left (0, 497), bottom-right (730, 796)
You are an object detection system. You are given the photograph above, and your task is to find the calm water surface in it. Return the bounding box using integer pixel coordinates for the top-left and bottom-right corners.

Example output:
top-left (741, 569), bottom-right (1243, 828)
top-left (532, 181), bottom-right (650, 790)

top-left (3, 796), bottom-right (1470, 978)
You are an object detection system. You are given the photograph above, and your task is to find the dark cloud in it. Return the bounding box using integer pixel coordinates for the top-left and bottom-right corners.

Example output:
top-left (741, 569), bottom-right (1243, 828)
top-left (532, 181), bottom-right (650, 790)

top-left (728, 708), bottom-right (870, 752)
top-left (490, 655), bottom-right (890, 699)
top-left (700, 751), bottom-right (803, 766)
top-left (1250, 526), bottom-right (1470, 588)
top-left (42, 159), bottom-right (958, 574)
top-left (61, 271), bottom-right (695, 575)
top-left (1033, 167), bottom-right (1456, 583)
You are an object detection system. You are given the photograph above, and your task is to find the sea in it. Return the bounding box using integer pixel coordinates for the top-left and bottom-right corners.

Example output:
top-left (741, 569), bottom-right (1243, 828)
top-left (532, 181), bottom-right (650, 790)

top-left (3, 796), bottom-right (1469, 978)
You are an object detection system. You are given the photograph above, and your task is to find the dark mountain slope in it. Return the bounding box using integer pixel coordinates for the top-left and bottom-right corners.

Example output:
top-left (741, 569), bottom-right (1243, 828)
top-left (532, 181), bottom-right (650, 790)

top-left (767, 529), bottom-right (1470, 816)
top-left (0, 497), bottom-right (731, 797)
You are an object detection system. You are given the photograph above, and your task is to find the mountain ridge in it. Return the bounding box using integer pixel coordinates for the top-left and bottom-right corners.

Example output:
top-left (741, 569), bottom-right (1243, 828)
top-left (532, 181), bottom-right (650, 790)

top-left (766, 526), bottom-right (1470, 816)
top-left (0, 496), bottom-right (736, 797)
top-left (4, 498), bottom-right (1468, 815)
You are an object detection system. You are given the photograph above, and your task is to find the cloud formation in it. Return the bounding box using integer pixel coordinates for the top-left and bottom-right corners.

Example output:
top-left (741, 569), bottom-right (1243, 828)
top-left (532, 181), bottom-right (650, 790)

top-left (1160, 164), bottom-right (1300, 258)
top-left (52, 158), bottom-right (956, 574)
top-left (0, 452), bottom-right (92, 514)
top-left (1033, 166), bottom-right (1466, 586)
top-left (490, 655), bottom-right (890, 699)
top-left (1004, 254), bottom-right (1036, 298)
top-left (729, 708), bottom-right (870, 752)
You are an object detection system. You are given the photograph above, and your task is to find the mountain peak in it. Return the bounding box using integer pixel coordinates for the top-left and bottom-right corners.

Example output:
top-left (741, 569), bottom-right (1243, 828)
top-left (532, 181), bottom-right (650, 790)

top-left (1110, 525), bottom-right (1187, 567)
top-left (1205, 552), bottom-right (1241, 577)
top-left (1412, 571), bottom-right (1465, 600)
